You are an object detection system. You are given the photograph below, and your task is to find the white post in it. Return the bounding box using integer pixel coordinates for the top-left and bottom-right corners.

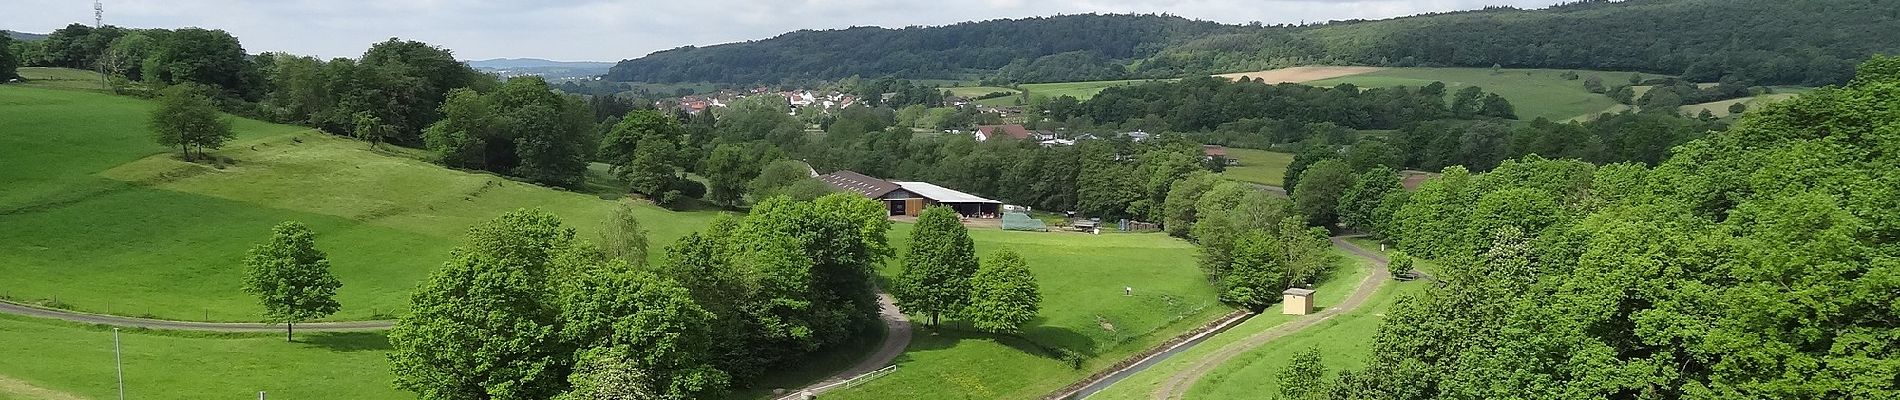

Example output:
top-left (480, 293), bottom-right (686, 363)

top-left (114, 328), bottom-right (124, 400)
top-left (259, 391), bottom-right (267, 400)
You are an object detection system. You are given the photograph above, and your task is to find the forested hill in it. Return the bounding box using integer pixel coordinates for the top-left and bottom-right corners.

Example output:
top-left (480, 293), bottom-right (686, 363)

top-left (1143, 0), bottom-right (1900, 86)
top-left (4, 30), bottom-right (47, 41)
top-left (604, 14), bottom-right (1236, 84)
top-left (608, 0), bottom-right (1900, 87)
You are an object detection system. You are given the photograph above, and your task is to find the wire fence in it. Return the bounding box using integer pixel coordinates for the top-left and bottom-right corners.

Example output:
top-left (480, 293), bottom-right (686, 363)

top-left (773, 364), bottom-right (898, 400)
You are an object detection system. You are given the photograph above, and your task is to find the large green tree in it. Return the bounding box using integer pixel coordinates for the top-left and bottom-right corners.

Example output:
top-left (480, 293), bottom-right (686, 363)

top-left (0, 34), bottom-right (18, 82)
top-left (965, 250), bottom-right (1042, 333)
top-left (241, 221), bottom-right (342, 342)
top-left (895, 206), bottom-right (979, 327)
top-left (1291, 158), bottom-right (1354, 226)
top-left (700, 143), bottom-right (753, 207)
top-left (148, 84), bottom-right (235, 160)
top-left (388, 209), bottom-right (572, 400)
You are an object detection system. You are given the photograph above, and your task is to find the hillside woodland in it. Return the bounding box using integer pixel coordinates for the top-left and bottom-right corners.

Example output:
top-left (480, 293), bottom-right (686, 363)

top-left (1308, 57), bottom-right (1900, 400)
top-left (606, 0), bottom-right (1900, 86)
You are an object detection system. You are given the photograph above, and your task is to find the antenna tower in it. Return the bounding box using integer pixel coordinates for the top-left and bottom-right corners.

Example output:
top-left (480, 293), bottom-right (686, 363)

top-left (95, 1), bottom-right (104, 27)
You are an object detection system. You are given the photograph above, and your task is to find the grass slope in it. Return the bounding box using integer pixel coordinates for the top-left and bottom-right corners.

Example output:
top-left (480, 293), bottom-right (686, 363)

top-left (1218, 148), bottom-right (1296, 188)
top-left (1020, 79), bottom-right (1162, 101)
top-left (1083, 247), bottom-right (1381, 400)
top-left (1305, 67), bottom-right (1670, 121)
top-left (826, 226), bottom-right (1229, 400)
top-left (15, 68), bottom-right (109, 91)
top-left (1678, 87), bottom-right (1812, 118)
top-left (0, 85), bottom-right (716, 321)
top-left (0, 314), bottom-right (406, 400)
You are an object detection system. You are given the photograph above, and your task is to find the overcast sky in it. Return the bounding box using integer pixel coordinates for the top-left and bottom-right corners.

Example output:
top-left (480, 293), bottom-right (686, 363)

top-left (4, 0), bottom-right (1565, 62)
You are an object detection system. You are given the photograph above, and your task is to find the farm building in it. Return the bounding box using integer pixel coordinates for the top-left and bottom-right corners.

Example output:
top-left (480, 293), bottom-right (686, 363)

top-left (817, 170), bottom-right (1003, 218)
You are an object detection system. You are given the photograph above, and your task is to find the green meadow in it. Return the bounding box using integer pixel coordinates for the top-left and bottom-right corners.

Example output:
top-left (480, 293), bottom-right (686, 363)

top-left (1218, 148), bottom-right (1296, 188)
top-left (0, 83), bottom-right (1230, 399)
top-left (825, 226), bottom-right (1230, 400)
top-left (1082, 246), bottom-right (1392, 400)
top-left (0, 314), bottom-right (406, 400)
top-left (0, 85), bottom-right (717, 321)
top-left (1019, 79), bottom-right (1162, 101)
top-left (1304, 67), bottom-right (1671, 121)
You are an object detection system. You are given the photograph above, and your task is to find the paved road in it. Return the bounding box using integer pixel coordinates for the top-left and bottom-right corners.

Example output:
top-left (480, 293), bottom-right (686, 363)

top-left (1145, 236), bottom-right (1392, 400)
top-left (777, 291), bottom-right (913, 399)
top-left (0, 300), bottom-right (392, 332)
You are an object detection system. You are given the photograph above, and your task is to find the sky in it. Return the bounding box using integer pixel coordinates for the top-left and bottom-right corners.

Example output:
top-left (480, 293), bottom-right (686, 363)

top-left (4, 0), bottom-right (1567, 62)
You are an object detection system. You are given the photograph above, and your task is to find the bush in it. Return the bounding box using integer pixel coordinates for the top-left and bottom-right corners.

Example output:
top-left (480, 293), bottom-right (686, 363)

top-left (673, 178), bottom-right (707, 199)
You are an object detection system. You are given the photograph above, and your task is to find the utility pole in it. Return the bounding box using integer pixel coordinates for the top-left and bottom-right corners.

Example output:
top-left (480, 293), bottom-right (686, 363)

top-left (95, 1), bottom-right (110, 90)
top-left (113, 327), bottom-right (124, 400)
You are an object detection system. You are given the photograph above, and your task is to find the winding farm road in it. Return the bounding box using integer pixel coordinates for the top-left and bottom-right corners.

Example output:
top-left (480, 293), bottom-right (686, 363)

top-left (777, 292), bottom-right (913, 399)
top-left (1146, 236), bottom-right (1392, 400)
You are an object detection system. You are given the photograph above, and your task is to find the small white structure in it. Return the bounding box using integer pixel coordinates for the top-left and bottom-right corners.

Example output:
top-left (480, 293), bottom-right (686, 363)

top-left (1282, 288), bottom-right (1315, 315)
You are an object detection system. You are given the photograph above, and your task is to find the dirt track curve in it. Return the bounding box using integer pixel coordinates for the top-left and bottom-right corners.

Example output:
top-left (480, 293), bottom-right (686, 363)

top-left (1147, 236), bottom-right (1391, 400)
top-left (776, 292), bottom-right (913, 398)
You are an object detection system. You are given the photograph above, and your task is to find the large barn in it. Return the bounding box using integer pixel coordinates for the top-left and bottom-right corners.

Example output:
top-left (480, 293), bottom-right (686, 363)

top-left (817, 170), bottom-right (1002, 218)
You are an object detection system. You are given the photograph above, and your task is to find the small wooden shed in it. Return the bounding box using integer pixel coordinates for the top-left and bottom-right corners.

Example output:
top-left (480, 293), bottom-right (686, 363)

top-left (1282, 288), bottom-right (1315, 315)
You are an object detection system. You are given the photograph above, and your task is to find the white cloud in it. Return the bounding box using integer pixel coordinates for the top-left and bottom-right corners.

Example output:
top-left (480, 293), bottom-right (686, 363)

top-left (0, 0), bottom-right (1565, 61)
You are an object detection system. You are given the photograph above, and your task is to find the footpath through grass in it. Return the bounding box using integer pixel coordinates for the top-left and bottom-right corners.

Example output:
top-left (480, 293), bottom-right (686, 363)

top-left (1305, 67), bottom-right (1670, 121)
top-left (0, 86), bottom-right (717, 321)
top-left (1218, 148), bottom-right (1295, 188)
top-left (1083, 247), bottom-right (1380, 400)
top-left (825, 226), bottom-right (1229, 400)
top-left (0, 314), bottom-right (406, 400)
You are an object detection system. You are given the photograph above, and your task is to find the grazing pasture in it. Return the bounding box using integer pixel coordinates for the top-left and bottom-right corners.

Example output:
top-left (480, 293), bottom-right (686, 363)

top-left (0, 314), bottom-right (406, 400)
top-left (1082, 247), bottom-right (1384, 400)
top-left (0, 86), bottom-right (717, 322)
top-left (1304, 67), bottom-right (1671, 121)
top-left (825, 225), bottom-right (1230, 400)
top-left (1020, 79), bottom-right (1163, 101)
top-left (1217, 148), bottom-right (1297, 188)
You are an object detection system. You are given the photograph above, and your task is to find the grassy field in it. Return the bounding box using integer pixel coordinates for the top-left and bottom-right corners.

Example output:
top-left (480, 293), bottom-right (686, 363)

top-left (0, 85), bottom-right (719, 321)
top-left (1183, 279), bottom-right (1424, 399)
top-left (0, 314), bottom-right (406, 400)
top-left (1020, 79), bottom-right (1161, 101)
top-left (1219, 148), bottom-right (1296, 188)
top-left (1083, 247), bottom-right (1389, 400)
top-left (15, 67), bottom-right (110, 91)
top-left (825, 226), bottom-right (1229, 400)
top-left (1679, 87), bottom-right (1812, 118)
top-left (1305, 67), bottom-right (1671, 122)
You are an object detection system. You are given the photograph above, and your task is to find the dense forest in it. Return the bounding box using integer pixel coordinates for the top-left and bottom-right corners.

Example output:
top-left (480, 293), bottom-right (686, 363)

top-left (1275, 56), bottom-right (1900, 400)
top-left (608, 0), bottom-right (1900, 86)
top-left (604, 14), bottom-right (1233, 84)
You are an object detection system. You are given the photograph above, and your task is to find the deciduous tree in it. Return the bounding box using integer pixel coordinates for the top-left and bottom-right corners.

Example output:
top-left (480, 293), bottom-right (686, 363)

top-left (965, 250), bottom-right (1041, 333)
top-left (388, 209), bottom-right (572, 400)
top-left (149, 83), bottom-right (234, 160)
top-left (241, 221), bottom-right (342, 341)
top-left (896, 207), bottom-right (978, 327)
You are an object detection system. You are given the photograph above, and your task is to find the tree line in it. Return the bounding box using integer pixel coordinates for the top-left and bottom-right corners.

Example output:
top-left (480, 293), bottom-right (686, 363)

top-left (1266, 56), bottom-right (1900, 400)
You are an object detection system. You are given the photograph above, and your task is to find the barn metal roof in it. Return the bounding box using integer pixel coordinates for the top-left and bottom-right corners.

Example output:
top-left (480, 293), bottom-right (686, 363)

top-left (893, 181), bottom-right (1001, 204)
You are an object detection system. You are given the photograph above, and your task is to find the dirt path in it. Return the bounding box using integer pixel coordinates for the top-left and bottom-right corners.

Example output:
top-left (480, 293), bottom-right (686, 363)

top-left (0, 374), bottom-right (88, 400)
top-left (1147, 236), bottom-right (1390, 400)
top-left (0, 300), bottom-right (391, 332)
top-left (776, 291), bottom-right (912, 399)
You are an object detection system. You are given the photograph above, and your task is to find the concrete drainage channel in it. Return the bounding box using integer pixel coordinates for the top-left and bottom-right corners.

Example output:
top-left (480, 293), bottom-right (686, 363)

top-left (1048, 311), bottom-right (1258, 400)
